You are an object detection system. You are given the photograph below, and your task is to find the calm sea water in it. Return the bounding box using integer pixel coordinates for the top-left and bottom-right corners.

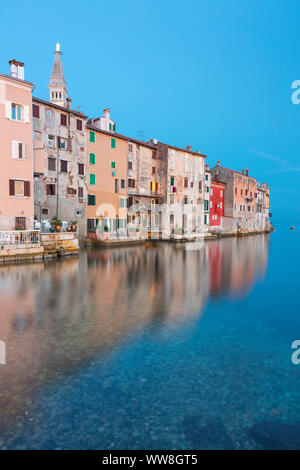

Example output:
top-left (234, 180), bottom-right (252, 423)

top-left (0, 227), bottom-right (300, 450)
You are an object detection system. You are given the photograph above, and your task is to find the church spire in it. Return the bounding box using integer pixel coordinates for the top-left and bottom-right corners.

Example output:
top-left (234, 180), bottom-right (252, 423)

top-left (49, 42), bottom-right (68, 107)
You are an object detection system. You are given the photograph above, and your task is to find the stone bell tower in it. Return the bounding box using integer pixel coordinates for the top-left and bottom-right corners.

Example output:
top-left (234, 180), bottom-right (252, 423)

top-left (49, 42), bottom-right (68, 107)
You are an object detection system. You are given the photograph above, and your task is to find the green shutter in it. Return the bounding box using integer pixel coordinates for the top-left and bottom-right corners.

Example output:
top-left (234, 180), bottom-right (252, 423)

top-left (170, 177), bottom-right (174, 186)
top-left (113, 123), bottom-right (116, 131)
top-left (204, 215), bottom-right (207, 225)
top-left (88, 194), bottom-right (96, 206)
top-left (89, 153), bottom-right (95, 164)
top-left (88, 219), bottom-right (94, 230)
top-left (111, 138), bottom-right (116, 149)
top-left (111, 161), bottom-right (115, 168)
top-left (90, 173), bottom-right (96, 185)
top-left (89, 131), bottom-right (95, 143)
top-left (205, 174), bottom-right (208, 181)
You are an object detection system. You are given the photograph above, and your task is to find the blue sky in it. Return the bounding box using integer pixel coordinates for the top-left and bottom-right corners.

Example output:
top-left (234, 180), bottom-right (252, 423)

top-left (1, 0), bottom-right (299, 222)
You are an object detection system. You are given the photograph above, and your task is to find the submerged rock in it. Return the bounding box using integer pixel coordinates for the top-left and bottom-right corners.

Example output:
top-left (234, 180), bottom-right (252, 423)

top-left (183, 416), bottom-right (235, 449)
top-left (249, 421), bottom-right (300, 450)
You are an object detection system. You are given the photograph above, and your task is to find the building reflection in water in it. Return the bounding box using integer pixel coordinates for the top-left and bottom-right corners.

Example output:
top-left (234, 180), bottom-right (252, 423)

top-left (0, 235), bottom-right (269, 427)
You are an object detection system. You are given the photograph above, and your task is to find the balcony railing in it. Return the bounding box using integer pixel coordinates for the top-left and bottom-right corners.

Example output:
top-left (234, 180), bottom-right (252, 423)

top-left (0, 230), bottom-right (40, 249)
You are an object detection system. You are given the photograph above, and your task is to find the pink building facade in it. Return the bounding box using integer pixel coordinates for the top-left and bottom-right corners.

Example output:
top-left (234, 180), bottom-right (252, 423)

top-left (0, 63), bottom-right (34, 231)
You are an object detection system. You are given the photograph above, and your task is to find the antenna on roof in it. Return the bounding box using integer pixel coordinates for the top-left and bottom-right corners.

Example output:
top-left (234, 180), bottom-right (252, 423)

top-left (138, 129), bottom-right (146, 141)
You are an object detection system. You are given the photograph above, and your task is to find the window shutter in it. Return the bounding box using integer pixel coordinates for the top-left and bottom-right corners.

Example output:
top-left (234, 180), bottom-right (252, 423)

top-left (22, 143), bottom-right (26, 159)
top-left (5, 101), bottom-right (11, 118)
top-left (46, 184), bottom-right (50, 196)
top-left (9, 180), bottom-right (15, 196)
top-left (11, 141), bottom-right (18, 158)
top-left (24, 181), bottom-right (30, 197)
top-left (23, 105), bottom-right (30, 123)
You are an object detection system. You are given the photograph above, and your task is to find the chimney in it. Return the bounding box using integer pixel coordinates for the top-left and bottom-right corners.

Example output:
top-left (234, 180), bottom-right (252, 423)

top-left (186, 145), bottom-right (191, 151)
top-left (9, 59), bottom-right (24, 80)
top-left (246, 168), bottom-right (249, 176)
top-left (242, 168), bottom-right (244, 175)
top-left (205, 164), bottom-right (210, 171)
top-left (217, 160), bottom-right (220, 165)
top-left (66, 97), bottom-right (72, 109)
top-left (103, 108), bottom-right (111, 131)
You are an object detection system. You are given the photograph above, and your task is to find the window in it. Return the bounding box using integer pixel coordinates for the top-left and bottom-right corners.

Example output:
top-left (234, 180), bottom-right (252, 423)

top-left (76, 119), bottom-right (82, 131)
top-left (152, 151), bottom-right (156, 160)
top-left (111, 161), bottom-right (116, 168)
top-left (87, 218), bottom-right (98, 231)
top-left (184, 178), bottom-right (188, 188)
top-left (170, 176), bottom-right (174, 186)
top-left (235, 187), bottom-right (237, 195)
top-left (12, 103), bottom-right (22, 121)
top-left (120, 198), bottom-right (128, 208)
top-left (184, 197), bottom-right (188, 204)
top-left (89, 131), bottom-right (95, 143)
top-left (60, 114), bottom-right (67, 126)
top-left (204, 200), bottom-right (209, 211)
top-left (78, 163), bottom-right (84, 175)
top-left (111, 138), bottom-right (116, 149)
top-left (48, 135), bottom-right (55, 147)
top-left (115, 179), bottom-right (119, 193)
top-left (11, 141), bottom-right (25, 159)
top-left (88, 194), bottom-right (96, 206)
top-left (205, 174), bottom-right (208, 181)
top-left (220, 190), bottom-right (223, 197)
top-left (211, 188), bottom-right (213, 195)
top-left (48, 157), bottom-right (56, 171)
top-left (128, 161), bottom-right (133, 170)
top-left (67, 188), bottom-right (77, 195)
top-left (9, 180), bottom-right (30, 197)
top-left (59, 137), bottom-right (66, 149)
top-left (90, 173), bottom-right (96, 185)
top-left (78, 187), bottom-right (83, 198)
top-left (204, 214), bottom-right (208, 225)
top-left (152, 167), bottom-right (156, 174)
top-left (220, 202), bottom-right (223, 208)
top-left (128, 178), bottom-right (135, 188)
top-left (206, 186), bottom-right (209, 192)
top-left (32, 104), bottom-right (40, 119)
top-left (61, 160), bottom-right (68, 172)
top-left (42, 208), bottom-right (48, 215)
top-left (113, 123), bottom-right (116, 131)
top-left (46, 184), bottom-right (56, 196)
top-left (199, 181), bottom-right (202, 191)
top-left (15, 217), bottom-right (26, 230)
top-left (89, 153), bottom-right (95, 164)
top-left (241, 189), bottom-right (243, 195)
top-left (121, 179), bottom-right (125, 189)
top-left (128, 143), bottom-right (133, 153)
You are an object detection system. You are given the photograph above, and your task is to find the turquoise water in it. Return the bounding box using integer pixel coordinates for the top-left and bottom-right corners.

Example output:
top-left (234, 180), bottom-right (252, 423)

top-left (0, 228), bottom-right (300, 449)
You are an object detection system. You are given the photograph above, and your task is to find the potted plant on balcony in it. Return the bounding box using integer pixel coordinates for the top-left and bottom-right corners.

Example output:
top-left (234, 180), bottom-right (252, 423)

top-left (71, 220), bottom-right (78, 232)
top-left (51, 217), bottom-right (62, 233)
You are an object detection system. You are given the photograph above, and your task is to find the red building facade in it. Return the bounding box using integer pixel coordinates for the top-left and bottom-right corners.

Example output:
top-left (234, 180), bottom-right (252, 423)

top-left (209, 180), bottom-right (225, 227)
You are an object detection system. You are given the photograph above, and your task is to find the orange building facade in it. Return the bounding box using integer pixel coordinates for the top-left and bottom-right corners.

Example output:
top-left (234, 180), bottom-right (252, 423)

top-left (86, 126), bottom-right (128, 236)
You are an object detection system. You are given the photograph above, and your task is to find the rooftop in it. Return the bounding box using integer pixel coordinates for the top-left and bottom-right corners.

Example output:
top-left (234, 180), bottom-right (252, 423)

top-left (33, 96), bottom-right (87, 118)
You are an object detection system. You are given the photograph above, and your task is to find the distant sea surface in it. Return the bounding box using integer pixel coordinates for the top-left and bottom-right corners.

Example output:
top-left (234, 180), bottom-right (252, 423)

top-left (0, 226), bottom-right (300, 449)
